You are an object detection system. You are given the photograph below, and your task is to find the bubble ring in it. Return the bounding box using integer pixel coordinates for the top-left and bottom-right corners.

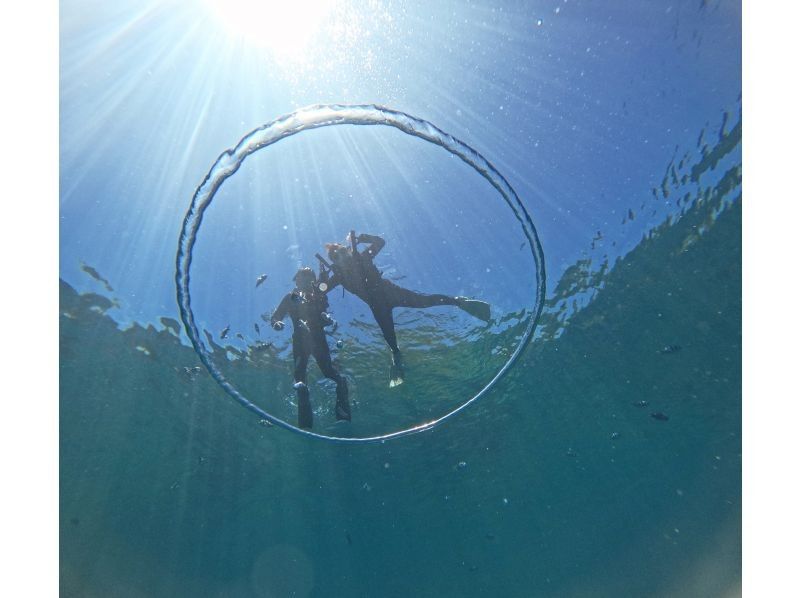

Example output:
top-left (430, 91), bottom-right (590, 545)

top-left (175, 104), bottom-right (546, 443)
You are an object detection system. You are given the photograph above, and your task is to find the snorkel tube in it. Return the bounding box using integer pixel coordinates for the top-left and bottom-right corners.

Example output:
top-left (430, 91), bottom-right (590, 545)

top-left (315, 252), bottom-right (332, 270)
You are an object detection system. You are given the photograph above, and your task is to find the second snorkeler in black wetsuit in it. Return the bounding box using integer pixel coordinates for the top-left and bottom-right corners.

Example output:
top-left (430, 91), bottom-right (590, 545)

top-left (320, 231), bottom-right (490, 387)
top-left (271, 267), bottom-right (350, 429)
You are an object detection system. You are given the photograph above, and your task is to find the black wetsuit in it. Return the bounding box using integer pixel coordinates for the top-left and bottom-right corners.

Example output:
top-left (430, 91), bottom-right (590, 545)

top-left (324, 235), bottom-right (458, 355)
top-left (271, 287), bottom-right (349, 428)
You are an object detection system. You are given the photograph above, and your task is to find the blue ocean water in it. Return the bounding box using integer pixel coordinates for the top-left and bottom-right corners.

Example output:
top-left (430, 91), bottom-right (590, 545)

top-left (60, 1), bottom-right (741, 595)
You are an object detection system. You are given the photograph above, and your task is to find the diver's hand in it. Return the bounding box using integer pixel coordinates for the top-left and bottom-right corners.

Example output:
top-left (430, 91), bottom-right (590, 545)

top-left (272, 321), bottom-right (285, 331)
top-left (322, 312), bottom-right (337, 329)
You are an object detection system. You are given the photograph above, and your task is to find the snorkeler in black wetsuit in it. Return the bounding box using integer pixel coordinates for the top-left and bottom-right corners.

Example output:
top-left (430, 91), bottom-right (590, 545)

top-left (319, 231), bottom-right (490, 387)
top-left (271, 267), bottom-right (350, 429)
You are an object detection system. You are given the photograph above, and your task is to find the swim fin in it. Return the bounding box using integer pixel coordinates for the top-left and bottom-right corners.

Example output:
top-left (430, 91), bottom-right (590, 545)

top-left (335, 378), bottom-right (351, 421)
top-left (295, 382), bottom-right (313, 429)
top-left (389, 352), bottom-right (405, 388)
top-left (389, 364), bottom-right (404, 388)
top-left (456, 297), bottom-right (491, 322)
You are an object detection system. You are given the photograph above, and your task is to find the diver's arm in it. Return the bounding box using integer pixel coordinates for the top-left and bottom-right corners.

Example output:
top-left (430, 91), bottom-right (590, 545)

top-left (270, 294), bottom-right (292, 330)
top-left (357, 233), bottom-right (385, 258)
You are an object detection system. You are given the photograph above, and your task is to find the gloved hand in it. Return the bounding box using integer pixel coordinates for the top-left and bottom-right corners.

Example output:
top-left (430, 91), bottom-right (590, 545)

top-left (272, 321), bottom-right (285, 331)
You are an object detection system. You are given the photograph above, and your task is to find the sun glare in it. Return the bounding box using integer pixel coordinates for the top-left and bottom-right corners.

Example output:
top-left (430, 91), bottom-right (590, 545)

top-left (203, 0), bottom-right (339, 62)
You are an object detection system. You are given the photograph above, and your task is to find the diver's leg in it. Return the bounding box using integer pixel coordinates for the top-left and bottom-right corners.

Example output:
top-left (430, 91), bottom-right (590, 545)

top-left (369, 302), bottom-right (405, 387)
top-left (313, 340), bottom-right (350, 422)
top-left (384, 281), bottom-right (490, 322)
top-left (370, 302), bottom-right (399, 353)
top-left (292, 342), bottom-right (313, 429)
top-left (382, 281), bottom-right (458, 309)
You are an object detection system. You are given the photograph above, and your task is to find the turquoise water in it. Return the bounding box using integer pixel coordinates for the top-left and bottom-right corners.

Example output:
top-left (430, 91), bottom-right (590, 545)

top-left (60, 1), bottom-right (741, 595)
top-left (60, 123), bottom-right (740, 595)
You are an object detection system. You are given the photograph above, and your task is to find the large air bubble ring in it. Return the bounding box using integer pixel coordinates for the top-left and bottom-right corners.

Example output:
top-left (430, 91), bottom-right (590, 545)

top-left (176, 104), bottom-right (546, 443)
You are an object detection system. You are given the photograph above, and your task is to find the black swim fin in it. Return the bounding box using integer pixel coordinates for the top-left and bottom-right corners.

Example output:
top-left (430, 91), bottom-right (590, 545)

top-left (335, 378), bottom-right (351, 421)
top-left (335, 401), bottom-right (351, 421)
top-left (456, 297), bottom-right (491, 322)
top-left (295, 382), bottom-right (313, 429)
top-left (389, 352), bottom-right (405, 388)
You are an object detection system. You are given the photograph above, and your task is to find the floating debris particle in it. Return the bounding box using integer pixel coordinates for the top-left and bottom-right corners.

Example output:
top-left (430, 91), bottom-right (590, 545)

top-left (457, 461), bottom-right (467, 469)
top-left (255, 274), bottom-right (268, 287)
top-left (651, 412), bottom-right (669, 421)
top-left (502, 498), bottom-right (509, 506)
top-left (659, 344), bottom-right (682, 354)
top-left (566, 448), bottom-right (577, 457)
top-left (610, 432), bottom-right (620, 440)
top-left (361, 482), bottom-right (372, 492)
top-left (135, 346), bottom-right (151, 356)
top-left (220, 325), bottom-right (230, 339)
top-left (182, 366), bottom-right (203, 379)
top-left (254, 322), bottom-right (260, 335)
top-left (258, 419), bottom-right (273, 427)
top-left (632, 400), bottom-right (649, 408)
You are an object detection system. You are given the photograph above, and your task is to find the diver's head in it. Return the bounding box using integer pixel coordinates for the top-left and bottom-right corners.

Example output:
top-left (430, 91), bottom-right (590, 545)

top-left (293, 267), bottom-right (316, 291)
top-left (326, 243), bottom-right (348, 264)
